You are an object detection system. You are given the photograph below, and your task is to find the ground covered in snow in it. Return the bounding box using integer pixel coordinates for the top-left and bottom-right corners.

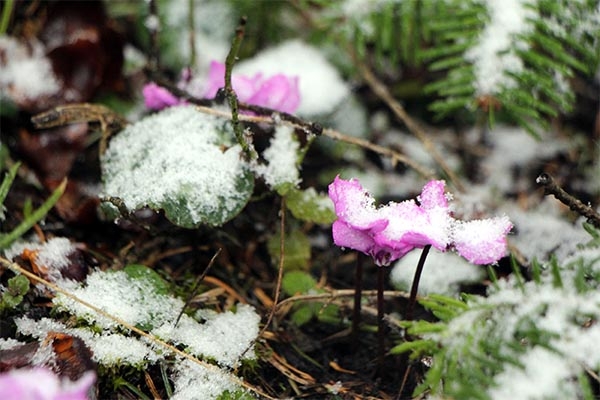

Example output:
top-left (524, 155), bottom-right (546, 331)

top-left (1, 1), bottom-right (599, 399)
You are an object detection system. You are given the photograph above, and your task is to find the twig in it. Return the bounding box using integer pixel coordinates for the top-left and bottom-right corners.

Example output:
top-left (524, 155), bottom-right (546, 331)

top-left (358, 61), bottom-right (464, 192)
top-left (31, 103), bottom-right (128, 155)
top-left (322, 127), bottom-right (435, 179)
top-left (147, 0), bottom-right (161, 72)
top-left (536, 173), bottom-right (600, 229)
top-left (0, 257), bottom-right (275, 400)
top-left (175, 248), bottom-right (222, 327)
top-left (190, 105), bottom-right (435, 179)
top-left (224, 16), bottom-right (257, 160)
top-left (187, 0), bottom-right (196, 68)
top-left (274, 289), bottom-right (410, 312)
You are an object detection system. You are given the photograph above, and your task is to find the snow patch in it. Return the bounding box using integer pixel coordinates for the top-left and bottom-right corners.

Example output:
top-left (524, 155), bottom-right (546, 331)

top-left (253, 124), bottom-right (301, 190)
top-left (235, 40), bottom-right (350, 116)
top-left (466, 0), bottom-right (534, 95)
top-left (391, 249), bottom-right (485, 296)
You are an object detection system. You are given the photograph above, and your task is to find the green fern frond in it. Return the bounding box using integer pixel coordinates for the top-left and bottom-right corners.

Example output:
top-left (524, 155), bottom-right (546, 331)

top-left (401, 232), bottom-right (600, 399)
top-left (313, 0), bottom-right (434, 69)
top-left (424, 0), bottom-right (600, 136)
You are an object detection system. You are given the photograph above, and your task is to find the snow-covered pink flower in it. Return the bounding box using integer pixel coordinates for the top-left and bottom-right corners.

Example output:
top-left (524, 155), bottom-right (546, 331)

top-left (203, 61), bottom-right (300, 113)
top-left (142, 82), bottom-right (184, 110)
top-left (328, 176), bottom-right (512, 266)
top-left (0, 367), bottom-right (95, 400)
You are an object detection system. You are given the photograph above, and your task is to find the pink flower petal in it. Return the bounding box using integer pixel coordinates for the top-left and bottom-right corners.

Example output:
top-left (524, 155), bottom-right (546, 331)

top-left (0, 368), bottom-right (95, 400)
top-left (328, 176), bottom-right (388, 231)
top-left (332, 220), bottom-right (376, 254)
top-left (203, 61), bottom-right (300, 113)
top-left (203, 61), bottom-right (226, 98)
top-left (418, 180), bottom-right (448, 209)
top-left (142, 83), bottom-right (182, 110)
top-left (248, 75), bottom-right (301, 114)
top-left (453, 216), bottom-right (512, 264)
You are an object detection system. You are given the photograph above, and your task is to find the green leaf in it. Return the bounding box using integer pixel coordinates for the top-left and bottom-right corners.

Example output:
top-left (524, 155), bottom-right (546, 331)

top-left (267, 229), bottom-right (311, 271)
top-left (281, 270), bottom-right (318, 295)
top-left (390, 339), bottom-right (436, 356)
top-left (290, 306), bottom-right (314, 326)
top-left (1, 274), bottom-right (30, 310)
top-left (123, 264), bottom-right (170, 295)
top-left (101, 106), bottom-right (254, 228)
top-left (285, 187), bottom-right (335, 225)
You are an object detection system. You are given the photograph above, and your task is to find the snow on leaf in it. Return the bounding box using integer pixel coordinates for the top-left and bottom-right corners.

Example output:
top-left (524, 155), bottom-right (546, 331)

top-left (101, 105), bottom-right (254, 228)
top-left (252, 124), bottom-right (301, 194)
top-left (286, 187), bottom-right (336, 225)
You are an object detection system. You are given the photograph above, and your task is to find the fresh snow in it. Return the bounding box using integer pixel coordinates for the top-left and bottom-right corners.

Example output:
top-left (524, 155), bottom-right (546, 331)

top-left (53, 269), bottom-right (183, 330)
top-left (6, 264), bottom-right (260, 386)
top-left (3, 237), bottom-right (76, 282)
top-left (431, 244), bottom-right (600, 399)
top-left (466, 0), bottom-right (534, 95)
top-left (391, 249), bottom-right (486, 296)
top-left (101, 105), bottom-right (252, 227)
top-left (0, 36), bottom-right (60, 102)
top-left (235, 40), bottom-right (350, 116)
top-left (253, 124), bottom-right (301, 190)
top-left (153, 305), bottom-right (260, 368)
top-left (170, 359), bottom-right (241, 400)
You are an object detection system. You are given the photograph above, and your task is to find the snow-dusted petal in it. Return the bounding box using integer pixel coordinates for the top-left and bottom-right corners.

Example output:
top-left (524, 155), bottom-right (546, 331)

top-left (329, 176), bottom-right (511, 267)
top-left (377, 199), bottom-right (451, 253)
top-left (453, 216), bottom-right (513, 264)
top-left (0, 368), bottom-right (95, 400)
top-left (143, 83), bottom-right (183, 110)
top-left (328, 176), bottom-right (387, 231)
top-left (418, 180), bottom-right (448, 210)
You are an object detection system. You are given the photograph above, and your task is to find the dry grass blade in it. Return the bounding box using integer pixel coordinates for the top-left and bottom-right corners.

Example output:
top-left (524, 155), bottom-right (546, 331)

top-left (357, 61), bottom-right (465, 192)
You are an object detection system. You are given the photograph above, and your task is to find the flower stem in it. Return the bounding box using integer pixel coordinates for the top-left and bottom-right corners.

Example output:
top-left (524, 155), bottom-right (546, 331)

top-left (352, 253), bottom-right (363, 348)
top-left (377, 265), bottom-right (385, 370)
top-left (406, 245), bottom-right (431, 321)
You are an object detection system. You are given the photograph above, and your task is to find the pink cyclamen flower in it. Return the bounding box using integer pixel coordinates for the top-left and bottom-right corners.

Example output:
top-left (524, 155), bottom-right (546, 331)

top-left (328, 176), bottom-right (512, 266)
top-left (203, 61), bottom-right (301, 113)
top-left (0, 367), bottom-right (95, 400)
top-left (142, 82), bottom-right (184, 110)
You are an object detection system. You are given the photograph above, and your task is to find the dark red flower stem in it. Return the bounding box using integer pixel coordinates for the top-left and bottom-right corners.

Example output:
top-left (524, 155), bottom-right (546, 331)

top-left (352, 253), bottom-right (364, 348)
top-left (377, 265), bottom-right (386, 369)
top-left (406, 245), bottom-right (431, 322)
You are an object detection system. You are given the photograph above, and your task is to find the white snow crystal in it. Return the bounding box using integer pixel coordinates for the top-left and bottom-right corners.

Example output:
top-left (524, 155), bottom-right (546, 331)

top-left (53, 270), bottom-right (183, 330)
top-left (390, 249), bottom-right (485, 296)
top-left (0, 36), bottom-right (60, 101)
top-left (170, 359), bottom-right (242, 400)
top-left (253, 124), bottom-right (301, 190)
top-left (466, 0), bottom-right (534, 95)
top-left (3, 237), bottom-right (76, 282)
top-left (153, 304), bottom-right (260, 368)
top-left (101, 105), bottom-right (251, 226)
